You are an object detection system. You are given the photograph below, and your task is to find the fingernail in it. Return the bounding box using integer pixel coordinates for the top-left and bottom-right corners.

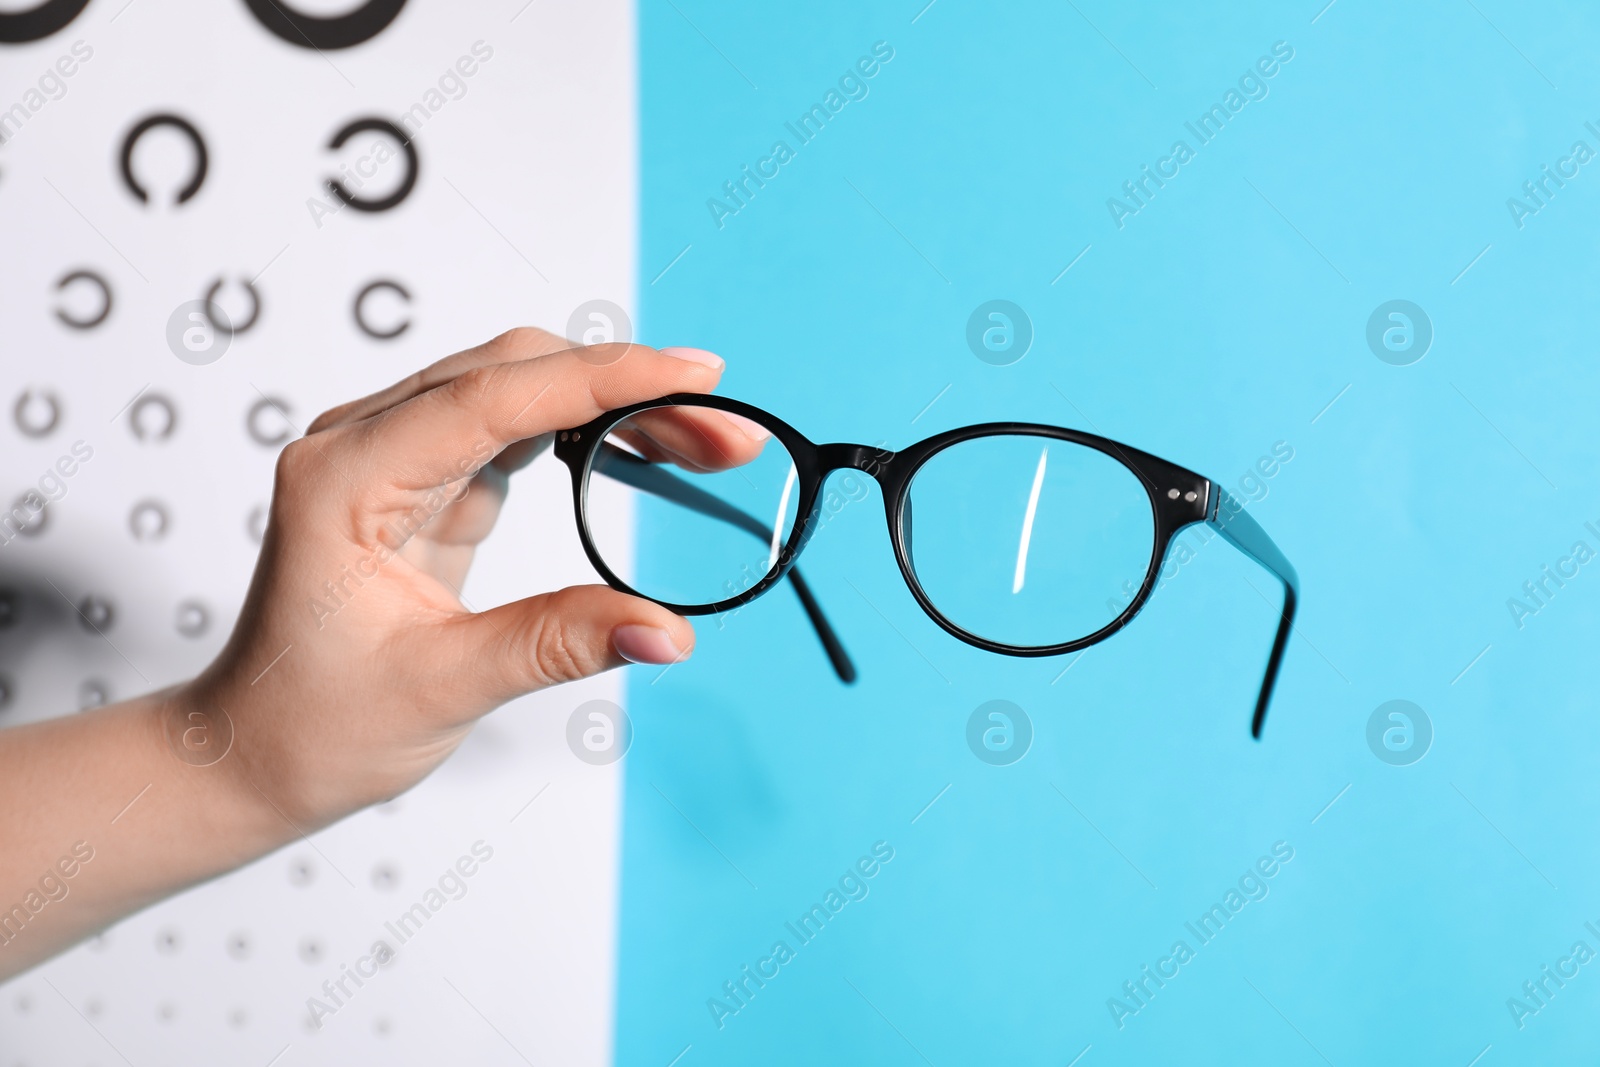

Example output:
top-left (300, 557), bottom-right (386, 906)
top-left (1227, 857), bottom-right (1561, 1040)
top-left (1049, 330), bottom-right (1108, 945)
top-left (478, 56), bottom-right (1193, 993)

top-left (660, 346), bottom-right (724, 370)
top-left (613, 624), bottom-right (686, 665)
top-left (721, 412), bottom-right (771, 441)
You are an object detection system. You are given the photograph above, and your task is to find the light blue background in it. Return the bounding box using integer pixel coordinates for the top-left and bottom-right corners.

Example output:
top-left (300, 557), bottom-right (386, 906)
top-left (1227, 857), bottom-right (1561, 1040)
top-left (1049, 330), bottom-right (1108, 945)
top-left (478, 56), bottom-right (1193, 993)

top-left (620, 1), bottom-right (1600, 1062)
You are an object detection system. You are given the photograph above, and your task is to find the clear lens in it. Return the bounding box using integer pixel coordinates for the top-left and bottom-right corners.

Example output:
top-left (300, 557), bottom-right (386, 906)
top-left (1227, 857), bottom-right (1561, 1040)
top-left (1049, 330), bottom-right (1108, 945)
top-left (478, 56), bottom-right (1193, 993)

top-left (582, 404), bottom-right (801, 607)
top-left (903, 434), bottom-right (1155, 647)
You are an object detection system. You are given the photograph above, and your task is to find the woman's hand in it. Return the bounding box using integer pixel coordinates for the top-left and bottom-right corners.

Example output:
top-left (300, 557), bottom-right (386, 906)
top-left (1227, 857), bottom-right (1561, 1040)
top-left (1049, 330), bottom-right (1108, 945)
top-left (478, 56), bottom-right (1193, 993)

top-left (0, 327), bottom-right (761, 979)
top-left (187, 328), bottom-right (754, 827)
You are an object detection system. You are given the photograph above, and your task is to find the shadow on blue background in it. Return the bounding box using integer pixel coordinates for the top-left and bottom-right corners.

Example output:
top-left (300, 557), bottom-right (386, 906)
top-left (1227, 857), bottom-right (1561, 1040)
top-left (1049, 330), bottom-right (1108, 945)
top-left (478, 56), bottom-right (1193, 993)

top-left (620, 1), bottom-right (1600, 1062)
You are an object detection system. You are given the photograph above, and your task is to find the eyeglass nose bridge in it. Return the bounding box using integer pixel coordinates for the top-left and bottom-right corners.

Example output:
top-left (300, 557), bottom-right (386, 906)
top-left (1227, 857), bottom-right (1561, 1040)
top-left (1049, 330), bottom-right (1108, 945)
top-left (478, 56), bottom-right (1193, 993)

top-left (816, 442), bottom-right (898, 481)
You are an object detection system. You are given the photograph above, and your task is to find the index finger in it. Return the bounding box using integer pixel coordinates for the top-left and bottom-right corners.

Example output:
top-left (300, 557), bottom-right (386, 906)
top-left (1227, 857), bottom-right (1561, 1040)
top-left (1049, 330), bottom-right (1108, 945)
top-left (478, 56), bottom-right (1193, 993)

top-left (612, 405), bottom-right (772, 474)
top-left (306, 326), bottom-right (577, 434)
top-left (343, 337), bottom-right (726, 494)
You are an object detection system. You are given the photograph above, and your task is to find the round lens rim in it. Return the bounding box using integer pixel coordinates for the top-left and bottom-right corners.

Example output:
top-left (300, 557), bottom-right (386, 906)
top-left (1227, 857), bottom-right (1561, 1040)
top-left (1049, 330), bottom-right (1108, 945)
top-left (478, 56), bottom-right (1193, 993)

top-left (888, 427), bottom-right (1166, 656)
top-left (572, 397), bottom-right (821, 616)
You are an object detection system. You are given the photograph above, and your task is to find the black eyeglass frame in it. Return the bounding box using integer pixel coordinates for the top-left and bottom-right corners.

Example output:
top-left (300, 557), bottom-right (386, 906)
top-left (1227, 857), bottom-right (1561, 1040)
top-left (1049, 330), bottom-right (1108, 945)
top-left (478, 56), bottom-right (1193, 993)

top-left (553, 394), bottom-right (1298, 739)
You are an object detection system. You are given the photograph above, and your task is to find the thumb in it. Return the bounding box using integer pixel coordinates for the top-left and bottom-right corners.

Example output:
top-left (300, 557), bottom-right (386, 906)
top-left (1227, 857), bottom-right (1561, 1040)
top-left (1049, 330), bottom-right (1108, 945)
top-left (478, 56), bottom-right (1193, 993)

top-left (452, 584), bottom-right (696, 705)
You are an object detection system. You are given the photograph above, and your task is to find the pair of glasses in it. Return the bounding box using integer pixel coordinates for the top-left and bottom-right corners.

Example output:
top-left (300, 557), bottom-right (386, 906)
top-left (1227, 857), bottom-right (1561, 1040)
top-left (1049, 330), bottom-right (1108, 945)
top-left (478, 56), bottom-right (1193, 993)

top-left (552, 395), bottom-right (1299, 738)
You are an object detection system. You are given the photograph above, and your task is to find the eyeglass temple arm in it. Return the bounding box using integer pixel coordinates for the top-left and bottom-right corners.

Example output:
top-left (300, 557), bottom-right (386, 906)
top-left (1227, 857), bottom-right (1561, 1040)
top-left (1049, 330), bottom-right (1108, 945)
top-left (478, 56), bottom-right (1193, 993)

top-left (591, 444), bottom-right (857, 683)
top-left (1205, 487), bottom-right (1299, 739)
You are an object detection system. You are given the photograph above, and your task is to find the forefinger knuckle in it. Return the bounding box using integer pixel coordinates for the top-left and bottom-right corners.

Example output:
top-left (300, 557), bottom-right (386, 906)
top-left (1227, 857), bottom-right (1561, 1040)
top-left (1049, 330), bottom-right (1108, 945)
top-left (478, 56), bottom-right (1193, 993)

top-left (487, 326), bottom-right (561, 361)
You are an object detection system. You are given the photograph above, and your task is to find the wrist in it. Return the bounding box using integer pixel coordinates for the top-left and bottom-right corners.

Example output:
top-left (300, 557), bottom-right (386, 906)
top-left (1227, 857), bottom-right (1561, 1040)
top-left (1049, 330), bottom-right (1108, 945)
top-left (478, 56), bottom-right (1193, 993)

top-left (0, 686), bottom-right (304, 977)
top-left (144, 685), bottom-right (299, 868)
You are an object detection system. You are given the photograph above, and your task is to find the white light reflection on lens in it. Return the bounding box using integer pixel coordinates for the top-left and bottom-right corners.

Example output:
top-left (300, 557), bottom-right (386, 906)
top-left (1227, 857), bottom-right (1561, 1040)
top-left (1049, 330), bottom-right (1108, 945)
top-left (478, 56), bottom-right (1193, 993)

top-left (1012, 445), bottom-right (1048, 594)
top-left (767, 461), bottom-right (798, 572)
